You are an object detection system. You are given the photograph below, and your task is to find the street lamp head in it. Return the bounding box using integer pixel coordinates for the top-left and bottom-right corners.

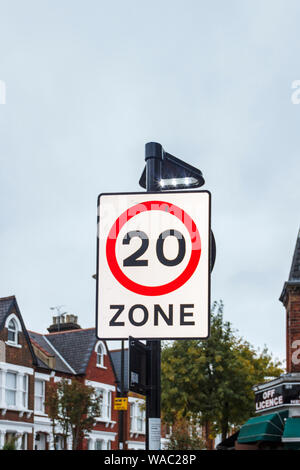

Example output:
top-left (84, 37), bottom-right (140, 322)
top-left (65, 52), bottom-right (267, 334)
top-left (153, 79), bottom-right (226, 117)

top-left (139, 142), bottom-right (205, 190)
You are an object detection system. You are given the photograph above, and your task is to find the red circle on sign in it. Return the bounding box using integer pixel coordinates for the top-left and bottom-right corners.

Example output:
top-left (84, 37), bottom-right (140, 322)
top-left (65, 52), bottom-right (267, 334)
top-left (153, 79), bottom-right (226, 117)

top-left (106, 200), bottom-right (201, 296)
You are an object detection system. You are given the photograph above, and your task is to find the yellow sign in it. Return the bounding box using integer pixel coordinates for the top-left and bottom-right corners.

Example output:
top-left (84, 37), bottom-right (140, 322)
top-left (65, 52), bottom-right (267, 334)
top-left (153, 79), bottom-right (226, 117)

top-left (114, 397), bottom-right (128, 410)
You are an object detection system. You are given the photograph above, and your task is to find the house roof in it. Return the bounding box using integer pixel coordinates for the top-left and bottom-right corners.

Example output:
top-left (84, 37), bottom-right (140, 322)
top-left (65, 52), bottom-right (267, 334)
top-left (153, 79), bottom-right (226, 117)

top-left (28, 328), bottom-right (99, 375)
top-left (280, 228), bottom-right (300, 302)
top-left (289, 228), bottom-right (300, 281)
top-left (28, 330), bottom-right (75, 374)
top-left (0, 296), bottom-right (38, 366)
top-left (0, 296), bottom-right (15, 330)
top-left (44, 328), bottom-right (97, 375)
top-left (110, 349), bottom-right (129, 392)
top-left (0, 296), bottom-right (116, 379)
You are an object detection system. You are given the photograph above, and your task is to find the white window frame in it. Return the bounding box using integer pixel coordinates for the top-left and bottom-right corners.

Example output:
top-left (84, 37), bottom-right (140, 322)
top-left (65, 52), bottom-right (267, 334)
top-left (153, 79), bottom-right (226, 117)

top-left (5, 371), bottom-right (17, 407)
top-left (88, 431), bottom-right (116, 450)
top-left (34, 379), bottom-right (45, 414)
top-left (55, 434), bottom-right (65, 450)
top-left (95, 439), bottom-right (106, 450)
top-left (5, 314), bottom-right (22, 348)
top-left (5, 372), bottom-right (30, 412)
top-left (137, 407), bottom-right (145, 433)
top-left (0, 364), bottom-right (33, 415)
top-left (21, 433), bottom-right (28, 450)
top-left (129, 398), bottom-right (146, 434)
top-left (7, 319), bottom-right (17, 344)
top-left (95, 341), bottom-right (107, 369)
top-left (21, 375), bottom-right (28, 409)
top-left (96, 388), bottom-right (111, 421)
top-left (85, 380), bottom-right (115, 425)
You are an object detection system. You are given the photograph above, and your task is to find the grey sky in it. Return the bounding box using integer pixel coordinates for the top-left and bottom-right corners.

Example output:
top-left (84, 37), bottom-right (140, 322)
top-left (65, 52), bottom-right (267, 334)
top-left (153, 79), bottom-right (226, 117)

top-left (0, 0), bottom-right (299, 363)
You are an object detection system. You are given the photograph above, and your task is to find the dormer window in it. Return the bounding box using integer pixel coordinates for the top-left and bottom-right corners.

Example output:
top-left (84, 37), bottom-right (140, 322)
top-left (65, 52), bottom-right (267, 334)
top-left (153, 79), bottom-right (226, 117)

top-left (96, 342), bottom-right (106, 368)
top-left (5, 314), bottom-right (22, 348)
top-left (7, 319), bottom-right (17, 344)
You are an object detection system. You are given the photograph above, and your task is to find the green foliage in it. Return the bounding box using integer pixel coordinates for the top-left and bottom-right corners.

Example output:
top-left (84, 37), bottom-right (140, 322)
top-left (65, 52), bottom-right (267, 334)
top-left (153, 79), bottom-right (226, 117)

top-left (2, 435), bottom-right (18, 450)
top-left (166, 419), bottom-right (205, 450)
top-left (46, 378), bottom-right (102, 450)
top-left (161, 301), bottom-right (283, 441)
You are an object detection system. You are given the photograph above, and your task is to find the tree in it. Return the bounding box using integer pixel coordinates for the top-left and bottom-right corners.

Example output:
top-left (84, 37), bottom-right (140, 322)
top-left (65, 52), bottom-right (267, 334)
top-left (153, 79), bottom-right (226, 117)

top-left (46, 378), bottom-right (102, 450)
top-left (165, 418), bottom-right (205, 450)
top-left (161, 301), bottom-right (283, 445)
top-left (46, 381), bottom-right (60, 450)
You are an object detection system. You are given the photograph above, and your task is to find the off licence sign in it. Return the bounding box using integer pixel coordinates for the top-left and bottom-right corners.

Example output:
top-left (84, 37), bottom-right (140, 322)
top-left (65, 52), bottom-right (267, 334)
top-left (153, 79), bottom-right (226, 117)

top-left (96, 191), bottom-right (211, 340)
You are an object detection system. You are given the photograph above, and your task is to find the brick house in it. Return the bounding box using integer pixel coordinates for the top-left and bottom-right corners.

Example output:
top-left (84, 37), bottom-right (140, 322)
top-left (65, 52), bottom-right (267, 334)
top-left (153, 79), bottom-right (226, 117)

top-left (280, 228), bottom-right (300, 374)
top-left (234, 227), bottom-right (300, 450)
top-left (0, 296), bottom-right (38, 449)
top-left (0, 295), bottom-right (146, 450)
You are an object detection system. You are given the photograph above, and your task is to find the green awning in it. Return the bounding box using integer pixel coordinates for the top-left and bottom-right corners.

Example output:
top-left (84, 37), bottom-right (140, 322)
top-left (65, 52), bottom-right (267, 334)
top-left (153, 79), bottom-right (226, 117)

top-left (237, 411), bottom-right (288, 444)
top-left (282, 418), bottom-right (300, 450)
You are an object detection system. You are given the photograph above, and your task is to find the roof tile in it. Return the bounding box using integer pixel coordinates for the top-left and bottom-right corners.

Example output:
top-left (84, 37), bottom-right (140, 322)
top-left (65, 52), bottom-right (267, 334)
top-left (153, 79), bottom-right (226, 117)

top-left (45, 329), bottom-right (97, 375)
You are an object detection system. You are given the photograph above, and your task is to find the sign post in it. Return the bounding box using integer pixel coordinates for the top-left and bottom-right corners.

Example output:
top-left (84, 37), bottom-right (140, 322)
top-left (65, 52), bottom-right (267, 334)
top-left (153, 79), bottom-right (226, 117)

top-left (144, 143), bottom-right (162, 450)
top-left (129, 337), bottom-right (148, 395)
top-left (96, 142), bottom-right (212, 450)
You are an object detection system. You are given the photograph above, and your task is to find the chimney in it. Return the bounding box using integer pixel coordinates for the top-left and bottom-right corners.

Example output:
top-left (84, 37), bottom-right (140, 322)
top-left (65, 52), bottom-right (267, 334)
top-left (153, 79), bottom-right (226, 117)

top-left (47, 313), bottom-right (81, 333)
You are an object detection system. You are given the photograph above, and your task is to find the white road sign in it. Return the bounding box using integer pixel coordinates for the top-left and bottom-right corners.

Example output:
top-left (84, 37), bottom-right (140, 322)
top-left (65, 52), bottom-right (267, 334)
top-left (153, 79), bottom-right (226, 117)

top-left (96, 191), bottom-right (211, 340)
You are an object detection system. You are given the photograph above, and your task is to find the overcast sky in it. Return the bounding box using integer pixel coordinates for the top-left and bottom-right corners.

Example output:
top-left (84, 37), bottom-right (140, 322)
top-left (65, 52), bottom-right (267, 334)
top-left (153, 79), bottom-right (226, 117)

top-left (0, 0), bottom-right (299, 364)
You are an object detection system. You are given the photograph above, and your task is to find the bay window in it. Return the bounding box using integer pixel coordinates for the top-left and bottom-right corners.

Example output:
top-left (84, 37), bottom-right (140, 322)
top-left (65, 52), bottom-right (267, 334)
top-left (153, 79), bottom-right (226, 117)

top-left (0, 365), bottom-right (33, 412)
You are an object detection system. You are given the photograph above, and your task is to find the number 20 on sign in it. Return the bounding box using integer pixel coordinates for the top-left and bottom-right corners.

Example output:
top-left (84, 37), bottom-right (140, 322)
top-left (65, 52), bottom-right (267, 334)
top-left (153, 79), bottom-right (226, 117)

top-left (96, 191), bottom-right (211, 340)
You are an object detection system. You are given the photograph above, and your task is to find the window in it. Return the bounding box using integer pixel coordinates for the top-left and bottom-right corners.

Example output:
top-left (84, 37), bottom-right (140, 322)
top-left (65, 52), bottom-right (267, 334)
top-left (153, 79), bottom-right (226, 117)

top-left (95, 439), bottom-right (105, 450)
top-left (7, 319), bottom-right (17, 344)
top-left (130, 403), bottom-right (134, 431)
top-left (55, 435), bottom-right (65, 450)
top-left (34, 432), bottom-right (47, 450)
top-left (96, 343), bottom-right (105, 367)
top-left (106, 391), bottom-right (111, 419)
top-left (21, 375), bottom-right (28, 408)
top-left (5, 372), bottom-right (17, 406)
top-left (137, 408), bottom-right (145, 432)
top-left (95, 388), bottom-right (111, 420)
top-left (21, 433), bottom-right (27, 450)
top-left (5, 315), bottom-right (22, 347)
top-left (95, 388), bottom-right (104, 415)
top-left (94, 439), bottom-right (110, 450)
top-left (1, 370), bottom-right (30, 409)
top-left (5, 432), bottom-right (17, 446)
top-left (130, 401), bottom-right (145, 433)
top-left (34, 379), bottom-right (45, 413)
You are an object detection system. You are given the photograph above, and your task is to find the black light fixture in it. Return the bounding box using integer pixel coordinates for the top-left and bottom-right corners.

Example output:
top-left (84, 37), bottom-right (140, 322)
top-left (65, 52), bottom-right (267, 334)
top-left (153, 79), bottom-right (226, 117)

top-left (139, 142), bottom-right (205, 191)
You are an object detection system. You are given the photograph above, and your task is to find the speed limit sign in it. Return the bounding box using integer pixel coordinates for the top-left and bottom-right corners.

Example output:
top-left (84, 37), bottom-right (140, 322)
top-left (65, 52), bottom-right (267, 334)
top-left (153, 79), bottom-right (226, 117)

top-left (96, 191), bottom-right (211, 340)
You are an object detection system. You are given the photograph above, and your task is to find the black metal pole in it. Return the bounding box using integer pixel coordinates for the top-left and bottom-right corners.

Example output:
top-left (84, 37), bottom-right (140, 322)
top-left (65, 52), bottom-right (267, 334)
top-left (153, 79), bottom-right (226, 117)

top-left (145, 142), bottom-right (162, 450)
top-left (119, 339), bottom-right (125, 449)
